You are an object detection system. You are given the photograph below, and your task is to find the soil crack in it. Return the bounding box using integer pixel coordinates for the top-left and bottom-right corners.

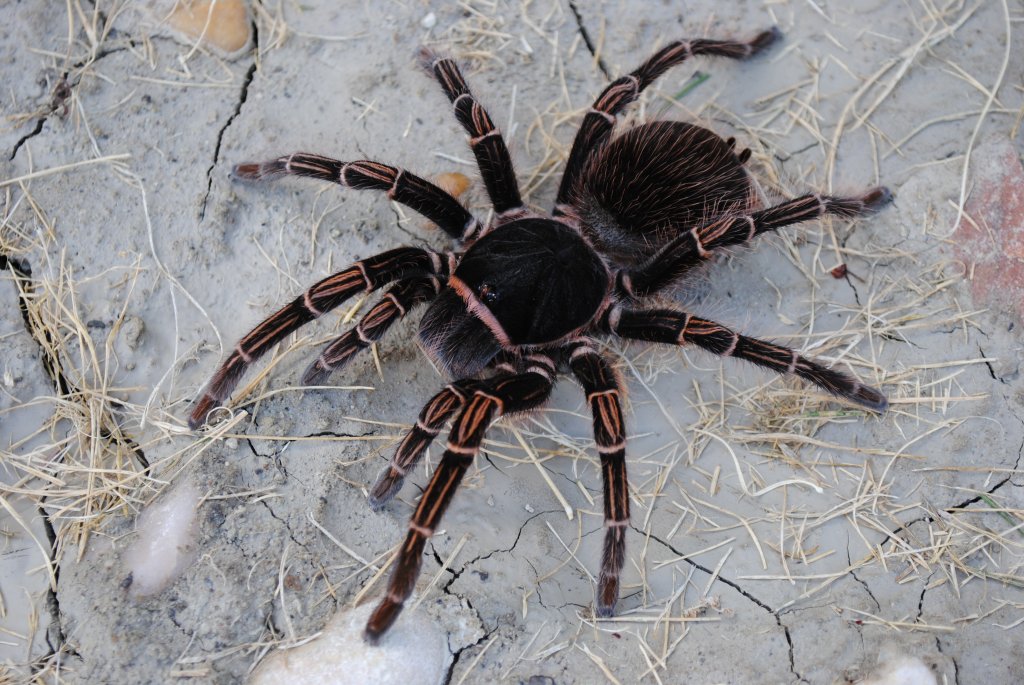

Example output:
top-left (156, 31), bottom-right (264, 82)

top-left (641, 527), bottom-right (807, 682)
top-left (200, 20), bottom-right (259, 220)
top-left (847, 544), bottom-right (880, 612)
top-left (567, 1), bottom-right (611, 80)
top-left (434, 510), bottom-right (552, 595)
top-left (935, 636), bottom-right (961, 685)
top-left (259, 499), bottom-right (306, 552)
top-left (10, 118), bottom-right (47, 162)
top-left (10, 44), bottom-right (130, 161)
top-left (442, 624), bottom-right (494, 685)
top-left (37, 505), bottom-right (80, 664)
top-left (978, 344), bottom-right (1007, 384)
top-left (877, 437), bottom-right (1023, 546)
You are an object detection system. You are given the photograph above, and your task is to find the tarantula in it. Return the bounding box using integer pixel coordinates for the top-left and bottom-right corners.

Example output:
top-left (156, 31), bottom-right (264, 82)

top-left (189, 27), bottom-right (890, 643)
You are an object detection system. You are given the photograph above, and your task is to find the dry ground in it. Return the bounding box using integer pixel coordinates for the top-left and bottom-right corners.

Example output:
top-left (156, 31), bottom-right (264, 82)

top-left (2, 1), bottom-right (1023, 683)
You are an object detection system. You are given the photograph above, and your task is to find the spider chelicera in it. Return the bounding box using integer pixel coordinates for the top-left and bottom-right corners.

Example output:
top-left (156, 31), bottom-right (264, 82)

top-left (188, 27), bottom-right (890, 643)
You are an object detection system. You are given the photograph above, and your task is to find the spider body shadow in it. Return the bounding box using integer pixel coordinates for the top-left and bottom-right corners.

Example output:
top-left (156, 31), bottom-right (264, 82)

top-left (188, 26), bottom-right (891, 643)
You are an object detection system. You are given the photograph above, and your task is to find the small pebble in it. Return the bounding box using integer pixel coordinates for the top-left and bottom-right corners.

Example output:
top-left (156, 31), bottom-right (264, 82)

top-left (124, 483), bottom-right (200, 597)
top-left (435, 171), bottom-right (470, 198)
top-left (421, 12), bottom-right (437, 29)
top-left (121, 315), bottom-right (145, 350)
top-left (168, 0), bottom-right (251, 55)
top-left (524, 504), bottom-right (535, 513)
top-left (251, 603), bottom-right (448, 685)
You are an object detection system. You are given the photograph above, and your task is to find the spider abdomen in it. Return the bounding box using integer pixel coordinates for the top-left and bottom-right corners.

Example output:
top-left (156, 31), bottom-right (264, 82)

top-left (574, 121), bottom-right (755, 263)
top-left (418, 219), bottom-right (610, 377)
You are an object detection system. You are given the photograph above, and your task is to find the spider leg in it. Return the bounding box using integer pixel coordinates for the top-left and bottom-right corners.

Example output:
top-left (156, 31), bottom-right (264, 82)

top-left (303, 276), bottom-right (442, 385)
top-left (606, 306), bottom-right (888, 412)
top-left (420, 49), bottom-right (524, 223)
top-left (619, 188), bottom-right (892, 297)
top-left (555, 27), bottom-right (781, 213)
top-left (368, 379), bottom-right (479, 510)
top-left (234, 154), bottom-right (480, 241)
top-left (367, 354), bottom-right (522, 509)
top-left (188, 248), bottom-right (452, 429)
top-left (364, 357), bottom-right (556, 643)
top-left (567, 341), bottom-right (630, 617)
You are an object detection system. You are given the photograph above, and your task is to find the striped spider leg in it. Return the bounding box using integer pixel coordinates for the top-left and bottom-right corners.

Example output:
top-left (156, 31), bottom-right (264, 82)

top-left (234, 154), bottom-right (481, 242)
top-left (188, 248), bottom-right (455, 429)
top-left (566, 340), bottom-right (631, 617)
top-left (618, 188), bottom-right (893, 298)
top-left (364, 354), bottom-right (556, 643)
top-left (367, 351), bottom-right (522, 509)
top-left (420, 48), bottom-right (527, 228)
top-left (302, 276), bottom-right (443, 386)
top-left (367, 377), bottom-right (480, 510)
top-left (598, 189), bottom-right (893, 412)
top-left (554, 27), bottom-right (781, 217)
top-left (605, 307), bottom-right (888, 412)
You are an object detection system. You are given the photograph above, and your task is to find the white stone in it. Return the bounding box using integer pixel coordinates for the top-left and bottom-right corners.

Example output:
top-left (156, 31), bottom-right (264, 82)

top-left (123, 482), bottom-right (201, 596)
top-left (251, 603), bottom-right (449, 685)
top-left (857, 654), bottom-right (937, 685)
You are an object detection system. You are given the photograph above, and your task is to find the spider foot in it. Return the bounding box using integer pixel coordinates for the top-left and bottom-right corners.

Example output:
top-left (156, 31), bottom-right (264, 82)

top-left (188, 394), bottom-right (217, 430)
top-left (368, 470), bottom-right (405, 511)
top-left (232, 162), bottom-right (266, 179)
top-left (593, 585), bottom-right (614, 618)
top-left (747, 26), bottom-right (783, 58)
top-left (860, 186), bottom-right (894, 210)
top-left (366, 550), bottom-right (422, 644)
top-left (230, 155), bottom-right (306, 181)
top-left (596, 577), bottom-right (619, 619)
top-left (301, 359), bottom-right (334, 386)
top-left (363, 608), bottom-right (396, 646)
top-left (821, 186), bottom-right (894, 219)
top-left (847, 383), bottom-right (889, 413)
top-left (416, 45), bottom-right (442, 73)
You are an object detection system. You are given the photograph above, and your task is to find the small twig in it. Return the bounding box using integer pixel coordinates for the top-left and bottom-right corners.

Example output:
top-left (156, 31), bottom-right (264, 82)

top-left (511, 426), bottom-right (573, 520)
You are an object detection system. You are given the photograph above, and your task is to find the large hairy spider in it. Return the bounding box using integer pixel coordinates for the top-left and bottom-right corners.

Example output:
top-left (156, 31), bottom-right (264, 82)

top-left (189, 27), bottom-right (890, 643)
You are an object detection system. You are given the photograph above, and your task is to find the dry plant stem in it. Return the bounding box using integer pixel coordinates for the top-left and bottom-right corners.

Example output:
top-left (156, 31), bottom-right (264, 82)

top-left (0, 153), bottom-right (131, 189)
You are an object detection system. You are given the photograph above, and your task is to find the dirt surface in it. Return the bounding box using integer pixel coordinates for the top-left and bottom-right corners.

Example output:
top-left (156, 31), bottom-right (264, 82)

top-left (2, 1), bottom-right (1023, 683)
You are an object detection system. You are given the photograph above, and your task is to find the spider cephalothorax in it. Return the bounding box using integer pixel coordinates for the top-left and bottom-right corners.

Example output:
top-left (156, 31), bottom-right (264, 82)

top-left (188, 26), bottom-right (891, 643)
top-left (421, 218), bottom-right (612, 376)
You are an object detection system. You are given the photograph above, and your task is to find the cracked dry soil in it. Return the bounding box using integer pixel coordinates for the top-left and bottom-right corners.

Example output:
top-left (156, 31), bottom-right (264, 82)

top-left (3, 1), bottom-right (1024, 683)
